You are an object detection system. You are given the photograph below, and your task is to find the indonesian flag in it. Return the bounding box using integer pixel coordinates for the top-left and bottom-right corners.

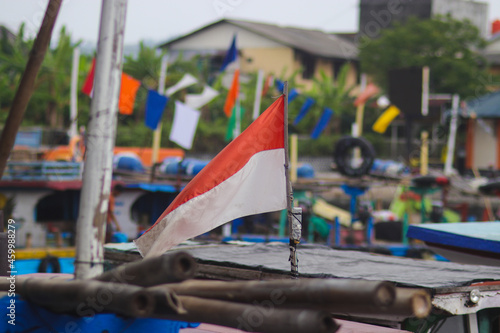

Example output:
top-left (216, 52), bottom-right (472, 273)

top-left (135, 96), bottom-right (287, 257)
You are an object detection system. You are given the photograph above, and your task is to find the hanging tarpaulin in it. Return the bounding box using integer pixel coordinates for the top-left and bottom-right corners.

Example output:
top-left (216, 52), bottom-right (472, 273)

top-left (144, 90), bottom-right (169, 130)
top-left (118, 73), bottom-right (141, 115)
top-left (169, 101), bottom-right (201, 150)
top-left (293, 97), bottom-right (315, 125)
top-left (311, 107), bottom-right (334, 139)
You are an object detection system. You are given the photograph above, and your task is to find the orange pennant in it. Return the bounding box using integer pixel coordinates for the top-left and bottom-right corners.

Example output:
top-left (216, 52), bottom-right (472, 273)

top-left (119, 73), bottom-right (141, 115)
top-left (354, 82), bottom-right (380, 107)
top-left (224, 69), bottom-right (239, 117)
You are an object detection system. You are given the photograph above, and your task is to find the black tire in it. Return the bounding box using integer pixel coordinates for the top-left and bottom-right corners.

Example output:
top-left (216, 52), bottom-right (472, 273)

top-left (478, 181), bottom-right (500, 196)
top-left (411, 175), bottom-right (438, 188)
top-left (38, 255), bottom-right (61, 273)
top-left (333, 136), bottom-right (376, 177)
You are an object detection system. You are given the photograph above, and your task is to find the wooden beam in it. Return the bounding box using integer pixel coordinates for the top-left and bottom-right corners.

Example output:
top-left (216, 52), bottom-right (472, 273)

top-left (0, 0), bottom-right (62, 179)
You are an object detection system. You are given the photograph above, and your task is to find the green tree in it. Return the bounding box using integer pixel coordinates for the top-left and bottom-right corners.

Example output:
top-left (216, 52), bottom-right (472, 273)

top-left (0, 25), bottom-right (85, 129)
top-left (359, 15), bottom-right (488, 98)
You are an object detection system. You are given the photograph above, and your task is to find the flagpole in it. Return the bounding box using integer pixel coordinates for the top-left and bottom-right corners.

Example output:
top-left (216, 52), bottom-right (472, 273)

top-left (69, 47), bottom-right (80, 139)
top-left (151, 54), bottom-right (168, 166)
top-left (284, 82), bottom-right (300, 278)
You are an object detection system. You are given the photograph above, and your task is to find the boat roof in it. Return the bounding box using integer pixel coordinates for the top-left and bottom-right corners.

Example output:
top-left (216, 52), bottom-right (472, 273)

top-left (105, 242), bottom-right (500, 290)
top-left (407, 222), bottom-right (500, 254)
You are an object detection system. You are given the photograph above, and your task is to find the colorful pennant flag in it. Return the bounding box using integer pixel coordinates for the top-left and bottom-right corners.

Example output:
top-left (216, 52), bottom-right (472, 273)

top-left (372, 105), bottom-right (400, 134)
top-left (81, 58), bottom-right (96, 96)
top-left (144, 90), bottom-right (169, 130)
top-left (223, 69), bottom-right (239, 117)
top-left (293, 97), bottom-right (315, 125)
top-left (220, 34), bottom-right (237, 71)
top-left (289, 88), bottom-right (299, 102)
top-left (165, 73), bottom-right (198, 97)
top-left (226, 105), bottom-right (245, 142)
top-left (261, 74), bottom-right (273, 97)
top-left (185, 85), bottom-right (219, 110)
top-left (311, 107), bottom-right (334, 139)
top-left (274, 80), bottom-right (299, 102)
top-left (252, 69), bottom-right (264, 120)
top-left (354, 82), bottom-right (380, 107)
top-left (135, 96), bottom-right (287, 257)
top-left (118, 73), bottom-right (141, 115)
top-left (275, 79), bottom-right (284, 92)
top-left (169, 101), bottom-right (201, 150)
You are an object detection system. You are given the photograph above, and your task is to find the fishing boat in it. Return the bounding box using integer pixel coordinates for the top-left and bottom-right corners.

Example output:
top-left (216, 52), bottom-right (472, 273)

top-left (407, 221), bottom-right (500, 266)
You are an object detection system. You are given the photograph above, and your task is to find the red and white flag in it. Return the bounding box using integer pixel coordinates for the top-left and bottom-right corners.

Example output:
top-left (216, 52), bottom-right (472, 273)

top-left (135, 96), bottom-right (287, 257)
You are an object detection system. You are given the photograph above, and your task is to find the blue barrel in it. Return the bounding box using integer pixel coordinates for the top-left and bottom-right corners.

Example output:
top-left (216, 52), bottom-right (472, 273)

top-left (113, 153), bottom-right (145, 173)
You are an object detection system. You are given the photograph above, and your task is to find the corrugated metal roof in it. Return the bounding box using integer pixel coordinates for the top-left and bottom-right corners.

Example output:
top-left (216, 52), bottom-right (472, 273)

top-left (160, 19), bottom-right (358, 60)
top-left (227, 19), bottom-right (358, 59)
top-left (463, 90), bottom-right (500, 118)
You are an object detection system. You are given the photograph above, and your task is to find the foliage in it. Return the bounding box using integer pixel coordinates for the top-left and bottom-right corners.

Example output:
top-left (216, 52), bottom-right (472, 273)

top-left (359, 15), bottom-right (489, 98)
top-left (0, 24), bottom-right (91, 128)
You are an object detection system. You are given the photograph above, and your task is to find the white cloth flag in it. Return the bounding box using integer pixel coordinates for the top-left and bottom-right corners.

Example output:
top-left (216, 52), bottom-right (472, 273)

top-left (169, 101), bottom-right (200, 150)
top-left (185, 85), bottom-right (219, 109)
top-left (165, 73), bottom-right (198, 97)
top-left (135, 96), bottom-right (287, 257)
top-left (252, 69), bottom-right (264, 120)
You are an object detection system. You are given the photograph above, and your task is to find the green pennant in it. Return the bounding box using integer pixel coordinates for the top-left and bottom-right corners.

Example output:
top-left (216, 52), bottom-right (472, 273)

top-left (225, 105), bottom-right (245, 142)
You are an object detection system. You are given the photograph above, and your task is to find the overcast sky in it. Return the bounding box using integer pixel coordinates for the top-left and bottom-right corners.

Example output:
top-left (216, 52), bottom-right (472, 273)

top-left (1, 0), bottom-right (499, 45)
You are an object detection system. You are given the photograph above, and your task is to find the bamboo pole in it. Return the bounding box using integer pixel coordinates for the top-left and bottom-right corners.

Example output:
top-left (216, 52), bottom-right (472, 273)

top-left (290, 134), bottom-right (298, 183)
top-left (75, 0), bottom-right (128, 279)
top-left (151, 54), bottom-right (168, 165)
top-left (155, 278), bottom-right (396, 313)
top-left (154, 295), bottom-right (339, 333)
top-left (69, 47), bottom-right (80, 138)
top-left (420, 131), bottom-right (429, 176)
top-left (94, 251), bottom-right (197, 286)
top-left (0, 0), bottom-right (62, 179)
top-left (444, 94), bottom-right (459, 176)
top-left (283, 82), bottom-right (299, 278)
top-left (3, 277), bottom-right (164, 318)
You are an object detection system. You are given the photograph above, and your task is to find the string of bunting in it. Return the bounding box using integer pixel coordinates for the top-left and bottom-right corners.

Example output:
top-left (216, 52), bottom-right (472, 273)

top-left (82, 35), bottom-right (398, 151)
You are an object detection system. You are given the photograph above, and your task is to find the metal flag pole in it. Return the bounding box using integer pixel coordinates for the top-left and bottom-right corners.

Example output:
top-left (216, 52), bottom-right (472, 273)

top-left (75, 0), bottom-right (128, 279)
top-left (283, 82), bottom-right (301, 278)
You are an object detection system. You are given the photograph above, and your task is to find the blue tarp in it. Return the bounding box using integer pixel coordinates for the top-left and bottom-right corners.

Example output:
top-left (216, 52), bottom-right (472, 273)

top-left (125, 183), bottom-right (178, 193)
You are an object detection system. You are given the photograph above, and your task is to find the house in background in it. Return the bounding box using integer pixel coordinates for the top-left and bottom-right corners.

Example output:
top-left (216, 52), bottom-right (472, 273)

top-left (159, 19), bottom-right (359, 90)
top-left (463, 90), bottom-right (500, 171)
